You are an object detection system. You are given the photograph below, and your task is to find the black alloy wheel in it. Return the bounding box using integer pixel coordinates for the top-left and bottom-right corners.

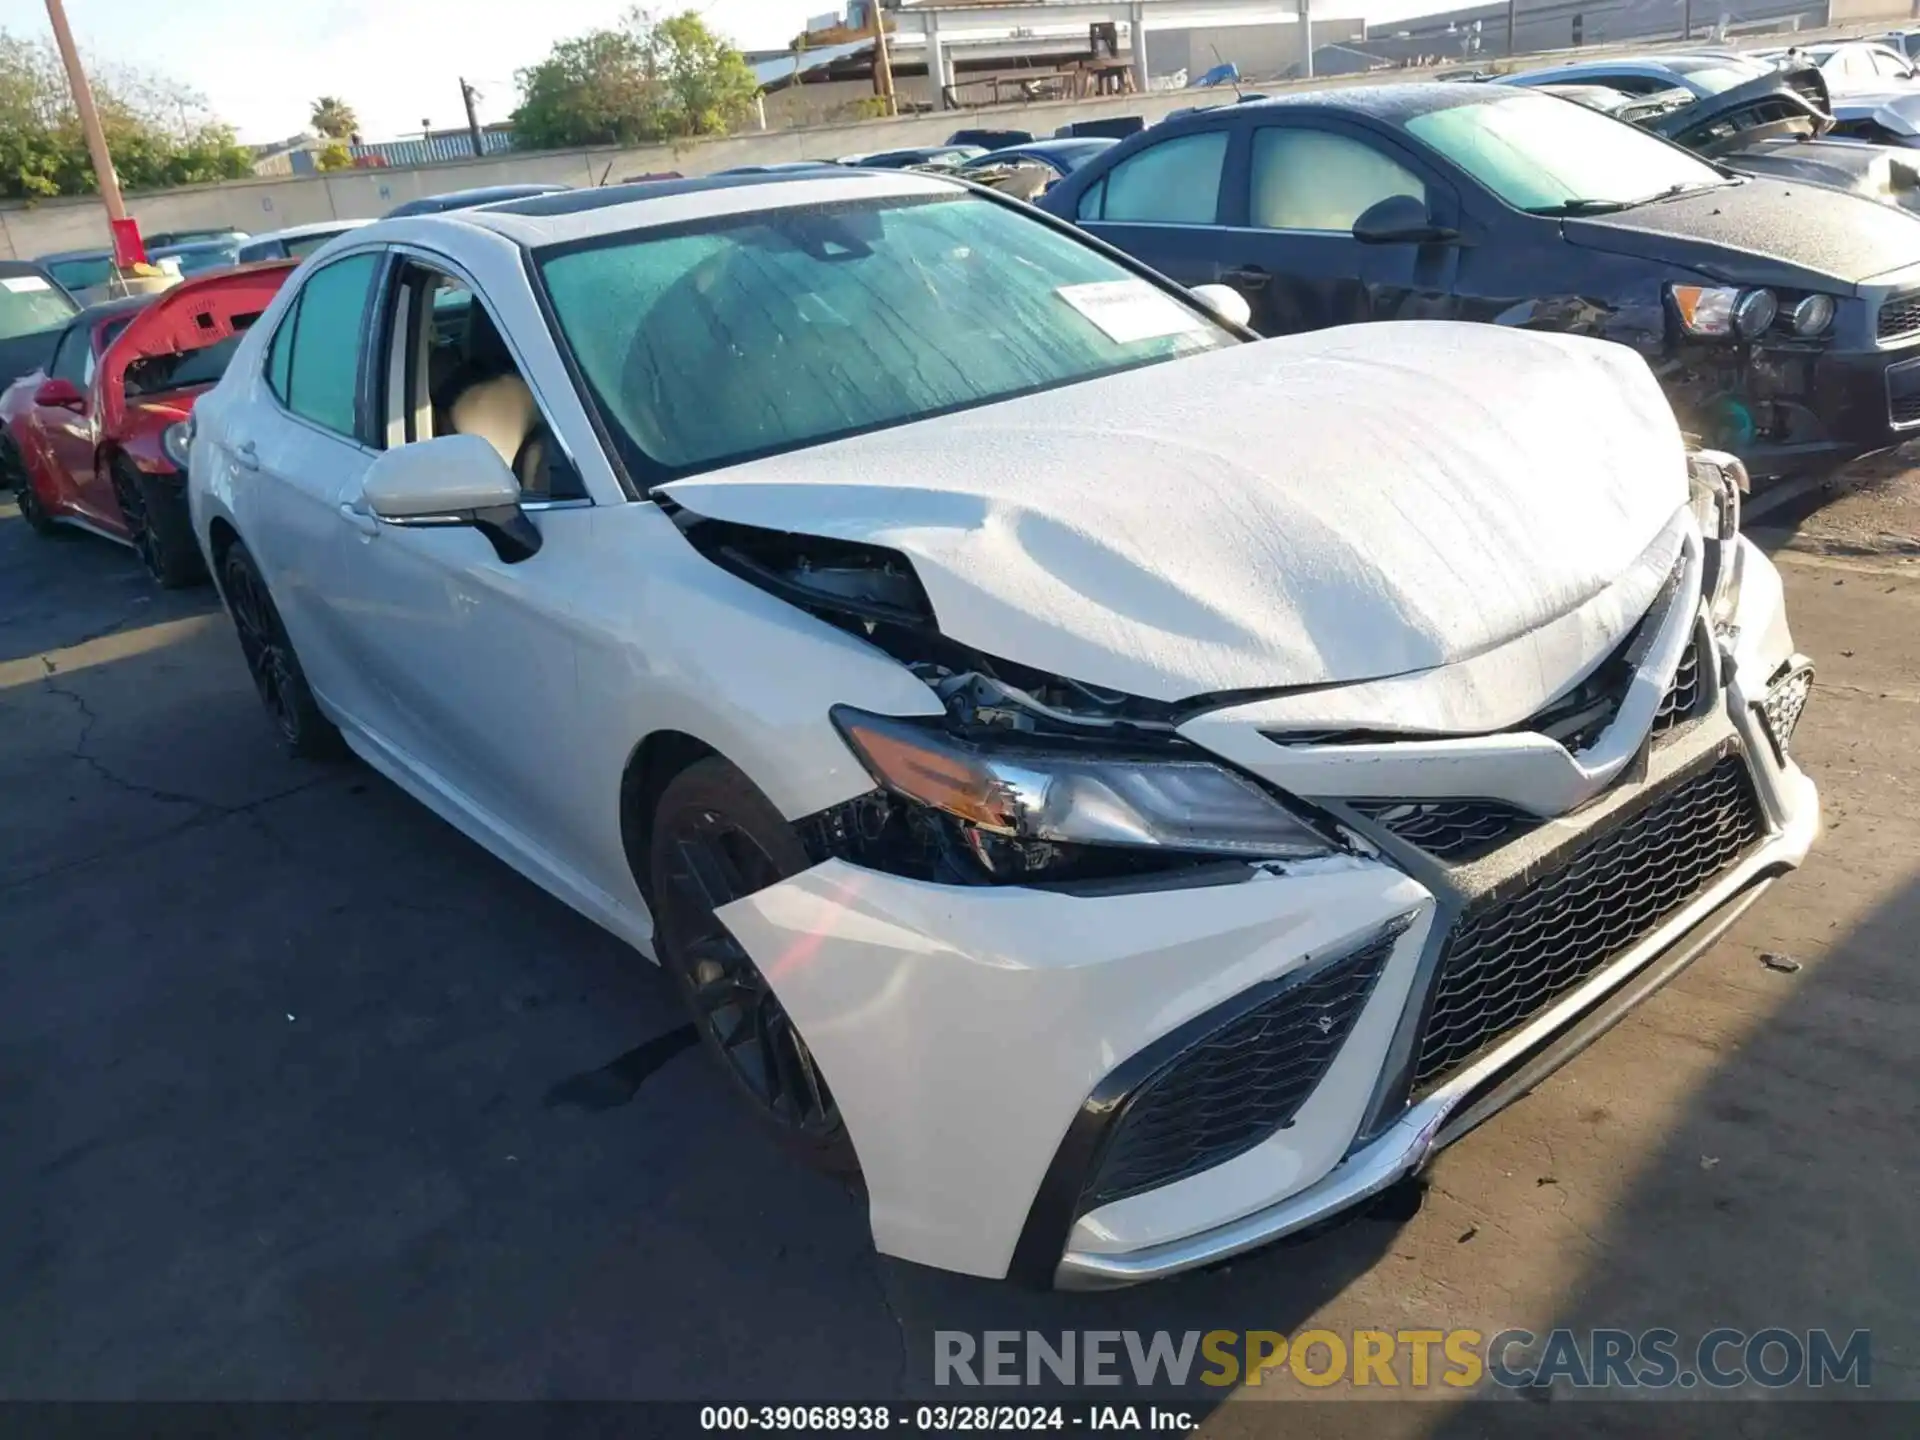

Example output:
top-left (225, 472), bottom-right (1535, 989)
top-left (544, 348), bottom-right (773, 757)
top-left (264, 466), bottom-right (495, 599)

top-left (110, 459), bottom-right (204, 588)
top-left (3, 438), bottom-right (57, 537)
top-left (220, 542), bottom-right (342, 758)
top-left (649, 758), bottom-right (857, 1174)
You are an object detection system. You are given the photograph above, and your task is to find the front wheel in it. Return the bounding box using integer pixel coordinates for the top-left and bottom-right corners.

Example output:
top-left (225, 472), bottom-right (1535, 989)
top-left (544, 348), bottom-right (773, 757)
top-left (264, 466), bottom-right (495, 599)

top-left (221, 541), bottom-right (343, 759)
top-left (111, 459), bottom-right (206, 589)
top-left (649, 757), bottom-right (858, 1175)
top-left (3, 437), bottom-right (58, 537)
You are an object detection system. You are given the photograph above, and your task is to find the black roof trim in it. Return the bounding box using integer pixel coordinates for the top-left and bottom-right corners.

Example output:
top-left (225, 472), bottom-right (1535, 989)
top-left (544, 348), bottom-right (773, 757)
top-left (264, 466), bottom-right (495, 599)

top-left (483, 168), bottom-right (910, 218)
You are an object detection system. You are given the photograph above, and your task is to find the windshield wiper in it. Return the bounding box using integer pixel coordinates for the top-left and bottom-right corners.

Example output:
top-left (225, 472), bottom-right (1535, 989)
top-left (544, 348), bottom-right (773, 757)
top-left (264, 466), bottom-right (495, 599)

top-left (1526, 179), bottom-right (1733, 217)
top-left (1640, 179), bottom-right (1734, 204)
top-left (1523, 197), bottom-right (1635, 216)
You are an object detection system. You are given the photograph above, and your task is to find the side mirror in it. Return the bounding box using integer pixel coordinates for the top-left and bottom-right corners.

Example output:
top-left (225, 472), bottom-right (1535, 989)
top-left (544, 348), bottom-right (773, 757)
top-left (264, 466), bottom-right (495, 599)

top-left (34, 377), bottom-right (84, 411)
top-left (1352, 193), bottom-right (1458, 245)
top-left (362, 433), bottom-right (543, 564)
top-left (1191, 283), bottom-right (1253, 329)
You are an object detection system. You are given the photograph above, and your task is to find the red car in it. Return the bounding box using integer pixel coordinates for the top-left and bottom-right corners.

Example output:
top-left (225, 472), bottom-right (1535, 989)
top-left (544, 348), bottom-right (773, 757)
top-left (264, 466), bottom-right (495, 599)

top-left (1, 261), bottom-right (294, 586)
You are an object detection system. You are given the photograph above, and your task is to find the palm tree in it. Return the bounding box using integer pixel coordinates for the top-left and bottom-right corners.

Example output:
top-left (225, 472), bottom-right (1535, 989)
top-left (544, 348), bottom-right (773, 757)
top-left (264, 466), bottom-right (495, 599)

top-left (309, 96), bottom-right (358, 140)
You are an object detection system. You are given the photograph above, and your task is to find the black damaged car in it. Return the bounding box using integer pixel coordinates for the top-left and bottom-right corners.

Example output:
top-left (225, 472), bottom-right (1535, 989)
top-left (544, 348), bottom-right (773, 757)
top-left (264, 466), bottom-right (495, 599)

top-left (1039, 81), bottom-right (1920, 479)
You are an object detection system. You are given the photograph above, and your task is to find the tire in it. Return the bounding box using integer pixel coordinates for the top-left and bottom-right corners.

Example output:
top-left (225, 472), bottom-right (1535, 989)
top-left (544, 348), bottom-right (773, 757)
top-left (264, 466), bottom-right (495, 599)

top-left (648, 757), bottom-right (859, 1175)
top-left (111, 459), bottom-right (207, 589)
top-left (3, 437), bottom-right (59, 538)
top-left (220, 541), bottom-right (343, 759)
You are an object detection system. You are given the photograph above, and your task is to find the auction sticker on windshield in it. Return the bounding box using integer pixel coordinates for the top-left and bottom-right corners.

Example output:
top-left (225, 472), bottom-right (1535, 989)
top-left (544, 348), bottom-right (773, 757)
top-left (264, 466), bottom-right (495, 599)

top-left (1056, 279), bottom-right (1206, 344)
top-left (1, 276), bottom-right (51, 293)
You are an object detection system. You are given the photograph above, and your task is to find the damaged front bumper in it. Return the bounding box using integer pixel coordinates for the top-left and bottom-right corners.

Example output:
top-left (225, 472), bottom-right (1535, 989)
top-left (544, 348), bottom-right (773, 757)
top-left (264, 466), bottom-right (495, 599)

top-left (1664, 293), bottom-right (1920, 479)
top-left (714, 544), bottom-right (1819, 1287)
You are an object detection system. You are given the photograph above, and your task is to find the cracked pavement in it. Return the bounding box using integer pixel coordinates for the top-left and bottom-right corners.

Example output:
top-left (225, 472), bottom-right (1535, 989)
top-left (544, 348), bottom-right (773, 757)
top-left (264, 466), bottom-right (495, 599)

top-left (1, 485), bottom-right (1915, 1414)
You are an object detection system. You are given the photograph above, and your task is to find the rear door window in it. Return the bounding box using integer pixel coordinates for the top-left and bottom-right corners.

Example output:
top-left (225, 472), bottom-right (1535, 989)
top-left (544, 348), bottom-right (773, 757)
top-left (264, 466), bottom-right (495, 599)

top-left (269, 251), bottom-right (380, 438)
top-left (1080, 131), bottom-right (1229, 224)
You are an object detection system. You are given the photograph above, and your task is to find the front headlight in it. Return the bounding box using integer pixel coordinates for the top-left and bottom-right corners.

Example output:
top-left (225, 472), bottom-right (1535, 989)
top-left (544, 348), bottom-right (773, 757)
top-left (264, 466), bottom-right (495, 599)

top-left (1790, 293), bottom-right (1835, 337)
top-left (1689, 448), bottom-right (1747, 623)
top-left (160, 419), bottom-right (192, 472)
top-left (1670, 284), bottom-right (1777, 339)
top-left (832, 707), bottom-right (1333, 860)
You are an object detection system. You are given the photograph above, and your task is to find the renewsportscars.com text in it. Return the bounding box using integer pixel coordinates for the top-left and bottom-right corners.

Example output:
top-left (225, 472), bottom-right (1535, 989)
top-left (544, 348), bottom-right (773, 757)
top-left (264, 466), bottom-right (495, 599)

top-left (934, 1328), bottom-right (1871, 1391)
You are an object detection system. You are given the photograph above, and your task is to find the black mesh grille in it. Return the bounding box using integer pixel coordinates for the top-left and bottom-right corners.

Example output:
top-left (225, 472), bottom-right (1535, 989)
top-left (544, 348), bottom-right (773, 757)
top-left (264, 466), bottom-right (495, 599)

top-left (1893, 392), bottom-right (1920, 427)
top-left (1412, 752), bottom-right (1764, 1092)
top-left (1653, 637), bottom-right (1703, 734)
top-left (1353, 799), bottom-right (1539, 863)
top-left (1879, 293), bottom-right (1920, 343)
top-left (1081, 930), bottom-right (1397, 1211)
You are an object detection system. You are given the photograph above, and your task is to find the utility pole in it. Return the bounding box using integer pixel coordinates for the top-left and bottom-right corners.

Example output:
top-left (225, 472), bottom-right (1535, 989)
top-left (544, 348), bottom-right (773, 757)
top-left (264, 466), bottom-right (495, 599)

top-left (1681, 0), bottom-right (1691, 40)
top-left (870, 0), bottom-right (896, 116)
top-left (460, 78), bottom-right (485, 159)
top-left (43, 0), bottom-right (126, 223)
top-left (1505, 0), bottom-right (1515, 56)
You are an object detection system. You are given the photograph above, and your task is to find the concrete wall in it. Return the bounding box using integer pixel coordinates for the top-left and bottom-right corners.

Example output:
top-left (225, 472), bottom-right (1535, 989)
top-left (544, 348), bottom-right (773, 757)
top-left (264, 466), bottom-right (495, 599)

top-left (1827, 0), bottom-right (1913, 22)
top-left (0, 64), bottom-right (1430, 260)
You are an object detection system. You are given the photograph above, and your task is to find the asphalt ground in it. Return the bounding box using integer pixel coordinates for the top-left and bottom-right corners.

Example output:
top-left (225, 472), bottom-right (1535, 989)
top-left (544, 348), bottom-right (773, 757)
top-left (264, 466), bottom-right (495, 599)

top-left (1, 469), bottom-right (1915, 1429)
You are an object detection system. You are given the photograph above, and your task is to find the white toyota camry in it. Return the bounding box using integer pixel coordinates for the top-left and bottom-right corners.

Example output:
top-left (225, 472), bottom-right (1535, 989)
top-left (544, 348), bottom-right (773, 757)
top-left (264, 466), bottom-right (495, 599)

top-left (186, 170), bottom-right (1819, 1288)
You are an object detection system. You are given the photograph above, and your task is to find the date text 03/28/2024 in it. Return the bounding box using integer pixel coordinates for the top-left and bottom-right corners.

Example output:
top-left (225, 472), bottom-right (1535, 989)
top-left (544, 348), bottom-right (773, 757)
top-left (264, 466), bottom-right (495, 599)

top-left (701, 1407), bottom-right (1194, 1432)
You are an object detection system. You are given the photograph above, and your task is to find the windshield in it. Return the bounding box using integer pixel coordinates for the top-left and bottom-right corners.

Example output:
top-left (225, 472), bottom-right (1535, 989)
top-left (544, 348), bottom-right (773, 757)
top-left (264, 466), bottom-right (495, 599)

top-left (46, 255), bottom-right (114, 293)
top-left (1661, 55), bottom-right (1776, 94)
top-left (124, 332), bottom-right (247, 398)
top-left (0, 274), bottom-right (79, 341)
top-left (1405, 94), bottom-right (1728, 212)
top-left (537, 194), bottom-right (1234, 480)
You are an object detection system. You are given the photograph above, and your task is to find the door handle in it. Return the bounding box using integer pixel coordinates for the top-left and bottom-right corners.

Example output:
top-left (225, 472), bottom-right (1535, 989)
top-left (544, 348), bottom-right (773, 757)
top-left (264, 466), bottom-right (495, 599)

top-left (233, 440), bottom-right (259, 471)
top-left (338, 500), bottom-right (379, 537)
top-left (1221, 266), bottom-right (1271, 289)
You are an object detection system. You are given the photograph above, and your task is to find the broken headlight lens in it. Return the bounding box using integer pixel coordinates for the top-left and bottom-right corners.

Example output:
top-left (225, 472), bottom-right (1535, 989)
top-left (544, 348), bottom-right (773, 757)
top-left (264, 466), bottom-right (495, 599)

top-left (1689, 448), bottom-right (1746, 623)
top-left (1670, 284), bottom-right (1776, 339)
top-left (832, 707), bottom-right (1333, 859)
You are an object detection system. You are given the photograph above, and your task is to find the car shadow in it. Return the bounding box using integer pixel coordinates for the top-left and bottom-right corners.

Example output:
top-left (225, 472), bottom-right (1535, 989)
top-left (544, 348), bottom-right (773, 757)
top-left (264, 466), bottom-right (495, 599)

top-left (1405, 884), bottom-right (1920, 1432)
top-left (0, 495), bottom-right (218, 668)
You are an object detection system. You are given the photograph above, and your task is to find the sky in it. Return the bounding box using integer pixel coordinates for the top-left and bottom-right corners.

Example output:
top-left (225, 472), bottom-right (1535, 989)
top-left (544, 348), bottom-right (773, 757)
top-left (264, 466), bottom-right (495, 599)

top-left (0, 0), bottom-right (1446, 145)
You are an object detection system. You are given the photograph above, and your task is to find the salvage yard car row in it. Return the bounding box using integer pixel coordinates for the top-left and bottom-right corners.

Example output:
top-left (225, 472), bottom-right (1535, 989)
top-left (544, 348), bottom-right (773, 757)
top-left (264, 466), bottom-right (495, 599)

top-left (2, 63), bottom-right (1845, 1287)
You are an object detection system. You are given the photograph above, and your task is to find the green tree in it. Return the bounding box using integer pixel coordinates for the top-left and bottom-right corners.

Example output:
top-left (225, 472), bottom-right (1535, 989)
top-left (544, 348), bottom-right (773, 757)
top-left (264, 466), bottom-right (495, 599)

top-left (309, 95), bottom-right (358, 140)
top-left (511, 8), bottom-right (757, 149)
top-left (653, 12), bottom-right (757, 137)
top-left (0, 29), bottom-right (251, 199)
top-left (315, 141), bottom-right (354, 171)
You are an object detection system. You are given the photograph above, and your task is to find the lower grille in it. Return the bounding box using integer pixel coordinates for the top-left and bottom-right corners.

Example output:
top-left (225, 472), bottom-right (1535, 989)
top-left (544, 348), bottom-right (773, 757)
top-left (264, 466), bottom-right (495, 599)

top-left (1879, 292), bottom-right (1920, 343)
top-left (1893, 392), bottom-right (1920, 427)
top-left (1354, 799), bottom-right (1538, 863)
top-left (1411, 752), bottom-right (1765, 1092)
top-left (1653, 637), bottom-right (1703, 734)
top-left (1081, 929), bottom-right (1397, 1211)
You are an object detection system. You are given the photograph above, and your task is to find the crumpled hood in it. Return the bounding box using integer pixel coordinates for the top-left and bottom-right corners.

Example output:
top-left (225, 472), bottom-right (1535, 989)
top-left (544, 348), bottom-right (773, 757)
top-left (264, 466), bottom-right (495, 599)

top-left (661, 322), bottom-right (1688, 703)
top-left (1564, 176), bottom-right (1920, 290)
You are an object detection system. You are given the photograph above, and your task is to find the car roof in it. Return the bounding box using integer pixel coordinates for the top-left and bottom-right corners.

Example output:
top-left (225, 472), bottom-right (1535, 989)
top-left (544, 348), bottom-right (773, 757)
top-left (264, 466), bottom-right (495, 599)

top-left (386, 183), bottom-right (570, 216)
top-left (242, 218), bottom-right (374, 243)
top-left (150, 238), bottom-right (237, 254)
top-left (74, 294), bottom-right (154, 329)
top-left (1220, 82), bottom-right (1520, 122)
top-left (37, 247), bottom-right (112, 264)
top-left (996, 136), bottom-right (1116, 156)
top-left (437, 169), bottom-right (956, 247)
